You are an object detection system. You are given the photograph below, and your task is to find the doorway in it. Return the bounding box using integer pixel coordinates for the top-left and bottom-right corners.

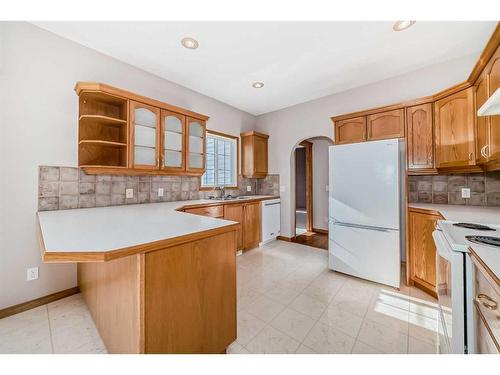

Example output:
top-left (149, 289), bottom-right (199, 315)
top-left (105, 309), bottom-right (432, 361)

top-left (294, 140), bottom-right (312, 235)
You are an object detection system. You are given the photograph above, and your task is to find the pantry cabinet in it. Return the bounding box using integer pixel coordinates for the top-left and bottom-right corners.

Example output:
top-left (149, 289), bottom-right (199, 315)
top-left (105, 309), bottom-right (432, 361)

top-left (407, 208), bottom-right (441, 297)
top-left (406, 103), bottom-right (435, 172)
top-left (76, 82), bottom-right (209, 176)
top-left (434, 87), bottom-right (476, 169)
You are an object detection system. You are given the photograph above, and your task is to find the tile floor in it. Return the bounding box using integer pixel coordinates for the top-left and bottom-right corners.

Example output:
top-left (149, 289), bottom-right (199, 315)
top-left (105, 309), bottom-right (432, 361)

top-left (0, 240), bottom-right (438, 354)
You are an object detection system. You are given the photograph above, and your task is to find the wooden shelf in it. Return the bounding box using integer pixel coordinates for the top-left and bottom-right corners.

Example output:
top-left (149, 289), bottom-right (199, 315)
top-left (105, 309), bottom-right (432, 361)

top-left (79, 115), bottom-right (127, 126)
top-left (79, 140), bottom-right (127, 148)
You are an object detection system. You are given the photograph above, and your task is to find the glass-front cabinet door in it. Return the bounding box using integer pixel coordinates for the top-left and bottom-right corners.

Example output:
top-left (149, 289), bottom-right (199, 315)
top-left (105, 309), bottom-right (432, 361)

top-left (161, 110), bottom-right (185, 172)
top-left (186, 117), bottom-right (206, 173)
top-left (130, 101), bottom-right (160, 169)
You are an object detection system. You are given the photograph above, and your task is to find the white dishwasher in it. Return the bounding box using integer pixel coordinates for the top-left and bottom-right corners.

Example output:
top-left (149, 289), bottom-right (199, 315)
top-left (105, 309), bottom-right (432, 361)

top-left (261, 198), bottom-right (281, 245)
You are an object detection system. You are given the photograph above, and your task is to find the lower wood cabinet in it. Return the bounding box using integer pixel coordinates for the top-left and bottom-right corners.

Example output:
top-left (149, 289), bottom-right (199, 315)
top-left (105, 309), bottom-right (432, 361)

top-left (407, 208), bottom-right (442, 297)
top-left (185, 201), bottom-right (262, 251)
top-left (242, 201), bottom-right (262, 250)
top-left (223, 204), bottom-right (243, 250)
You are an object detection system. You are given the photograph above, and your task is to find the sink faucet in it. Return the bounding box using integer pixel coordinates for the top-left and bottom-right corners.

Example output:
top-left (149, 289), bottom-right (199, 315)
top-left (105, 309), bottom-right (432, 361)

top-left (218, 185), bottom-right (226, 199)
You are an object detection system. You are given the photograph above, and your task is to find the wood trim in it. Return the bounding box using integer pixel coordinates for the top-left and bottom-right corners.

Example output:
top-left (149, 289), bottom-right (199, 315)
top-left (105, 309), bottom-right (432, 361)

top-left (408, 206), bottom-right (445, 218)
top-left (277, 235), bottom-right (294, 242)
top-left (81, 166), bottom-right (205, 176)
top-left (75, 82), bottom-right (209, 121)
top-left (240, 130), bottom-right (269, 139)
top-left (300, 140), bottom-right (313, 233)
top-left (468, 23), bottom-right (500, 84)
top-left (0, 287), bottom-right (80, 319)
top-left (412, 278), bottom-right (438, 299)
top-left (312, 227), bottom-right (328, 234)
top-left (198, 129), bottom-right (240, 189)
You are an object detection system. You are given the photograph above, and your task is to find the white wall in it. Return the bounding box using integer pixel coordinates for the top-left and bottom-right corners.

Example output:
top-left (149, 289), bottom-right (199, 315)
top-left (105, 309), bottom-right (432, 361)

top-left (255, 54), bottom-right (477, 237)
top-left (311, 138), bottom-right (332, 231)
top-left (0, 22), bottom-right (255, 309)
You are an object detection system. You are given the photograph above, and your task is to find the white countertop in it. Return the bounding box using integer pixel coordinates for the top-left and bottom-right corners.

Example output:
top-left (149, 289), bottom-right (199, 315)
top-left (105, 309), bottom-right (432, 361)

top-left (408, 203), bottom-right (500, 225)
top-left (38, 196), bottom-right (275, 254)
top-left (409, 203), bottom-right (500, 280)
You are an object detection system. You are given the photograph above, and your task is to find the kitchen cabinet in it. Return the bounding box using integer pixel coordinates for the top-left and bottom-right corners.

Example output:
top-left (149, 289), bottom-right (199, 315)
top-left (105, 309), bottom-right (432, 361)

top-left (475, 74), bottom-right (491, 164)
top-left (223, 204), bottom-right (243, 250)
top-left (406, 103), bottom-right (435, 172)
top-left (408, 208), bottom-right (441, 297)
top-left (242, 201), bottom-right (261, 250)
top-left (470, 250), bottom-right (500, 353)
top-left (76, 82), bottom-right (209, 176)
top-left (434, 87), bottom-right (476, 169)
top-left (334, 116), bottom-right (366, 145)
top-left (241, 131), bottom-right (269, 178)
top-left (184, 205), bottom-right (224, 218)
top-left (488, 47), bottom-right (500, 162)
top-left (367, 109), bottom-right (405, 141)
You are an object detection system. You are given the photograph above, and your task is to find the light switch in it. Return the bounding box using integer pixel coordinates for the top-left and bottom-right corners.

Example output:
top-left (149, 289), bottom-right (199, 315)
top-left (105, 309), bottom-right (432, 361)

top-left (158, 188), bottom-right (164, 197)
top-left (126, 188), bottom-right (134, 199)
top-left (461, 188), bottom-right (471, 198)
top-left (27, 267), bottom-right (39, 281)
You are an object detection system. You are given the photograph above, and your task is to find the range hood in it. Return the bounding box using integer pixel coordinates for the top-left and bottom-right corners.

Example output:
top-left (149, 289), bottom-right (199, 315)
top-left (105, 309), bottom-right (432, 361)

top-left (478, 87), bottom-right (500, 116)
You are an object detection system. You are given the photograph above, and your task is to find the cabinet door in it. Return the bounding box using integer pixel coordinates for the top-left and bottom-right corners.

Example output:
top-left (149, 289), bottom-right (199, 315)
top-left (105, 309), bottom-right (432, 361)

top-left (367, 109), bottom-right (405, 141)
top-left (130, 101), bottom-right (160, 169)
top-left (406, 104), bottom-right (434, 170)
top-left (253, 136), bottom-right (268, 176)
top-left (334, 117), bottom-right (366, 144)
top-left (161, 110), bottom-right (185, 172)
top-left (475, 74), bottom-right (491, 164)
top-left (408, 210), bottom-right (439, 296)
top-left (224, 204), bottom-right (243, 250)
top-left (434, 88), bottom-right (475, 168)
top-left (243, 202), bottom-right (261, 250)
top-left (186, 118), bottom-right (206, 173)
top-left (488, 49), bottom-right (500, 161)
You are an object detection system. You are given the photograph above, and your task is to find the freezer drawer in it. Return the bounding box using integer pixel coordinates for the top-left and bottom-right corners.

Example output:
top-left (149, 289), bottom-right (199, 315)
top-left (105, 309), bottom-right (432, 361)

top-left (328, 222), bottom-right (400, 288)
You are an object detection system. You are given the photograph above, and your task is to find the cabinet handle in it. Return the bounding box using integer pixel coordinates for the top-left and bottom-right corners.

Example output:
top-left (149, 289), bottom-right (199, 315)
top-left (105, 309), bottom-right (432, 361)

top-left (476, 293), bottom-right (498, 310)
top-left (469, 152), bottom-right (473, 161)
top-left (480, 146), bottom-right (487, 158)
top-left (486, 145), bottom-right (490, 157)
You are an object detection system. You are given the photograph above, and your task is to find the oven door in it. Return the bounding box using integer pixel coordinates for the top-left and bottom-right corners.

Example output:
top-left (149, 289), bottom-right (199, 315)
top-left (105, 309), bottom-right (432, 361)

top-left (433, 229), bottom-right (453, 353)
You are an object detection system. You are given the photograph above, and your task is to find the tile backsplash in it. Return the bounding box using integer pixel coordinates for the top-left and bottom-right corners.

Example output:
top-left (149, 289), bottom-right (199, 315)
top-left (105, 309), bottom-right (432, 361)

top-left (408, 171), bottom-right (500, 207)
top-left (38, 166), bottom-right (280, 211)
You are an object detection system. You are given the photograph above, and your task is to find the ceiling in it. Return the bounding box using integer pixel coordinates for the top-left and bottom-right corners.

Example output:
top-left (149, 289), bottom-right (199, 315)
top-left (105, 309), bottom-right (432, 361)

top-left (33, 21), bottom-right (497, 115)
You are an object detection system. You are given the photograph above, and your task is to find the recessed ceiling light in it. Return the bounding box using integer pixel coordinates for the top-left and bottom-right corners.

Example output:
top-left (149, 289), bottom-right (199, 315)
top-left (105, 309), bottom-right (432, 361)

top-left (393, 21), bottom-right (416, 32)
top-left (181, 37), bottom-right (199, 49)
top-left (252, 82), bottom-right (264, 89)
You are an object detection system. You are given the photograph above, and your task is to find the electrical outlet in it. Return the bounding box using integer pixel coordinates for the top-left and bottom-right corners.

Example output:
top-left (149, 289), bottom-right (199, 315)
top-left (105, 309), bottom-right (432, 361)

top-left (27, 267), bottom-right (39, 281)
top-left (461, 188), bottom-right (471, 198)
top-left (246, 185), bottom-right (252, 192)
top-left (125, 188), bottom-right (134, 199)
top-left (158, 188), bottom-right (164, 197)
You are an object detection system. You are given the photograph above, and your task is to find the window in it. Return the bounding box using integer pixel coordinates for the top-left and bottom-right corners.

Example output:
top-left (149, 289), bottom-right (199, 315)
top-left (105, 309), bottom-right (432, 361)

top-left (201, 132), bottom-right (238, 188)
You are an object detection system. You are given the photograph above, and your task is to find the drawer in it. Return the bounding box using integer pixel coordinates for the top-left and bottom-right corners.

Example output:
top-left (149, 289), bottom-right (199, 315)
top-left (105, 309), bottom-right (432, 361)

top-left (475, 303), bottom-right (500, 354)
top-left (184, 205), bottom-right (224, 218)
top-left (471, 254), bottom-right (500, 351)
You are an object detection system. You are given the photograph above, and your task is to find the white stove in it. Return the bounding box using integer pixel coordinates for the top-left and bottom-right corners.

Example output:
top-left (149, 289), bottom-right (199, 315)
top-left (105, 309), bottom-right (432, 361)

top-left (433, 220), bottom-right (500, 354)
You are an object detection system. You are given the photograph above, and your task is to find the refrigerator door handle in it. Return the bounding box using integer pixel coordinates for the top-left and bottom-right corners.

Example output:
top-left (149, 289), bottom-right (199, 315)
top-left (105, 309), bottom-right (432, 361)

top-left (331, 221), bottom-right (396, 232)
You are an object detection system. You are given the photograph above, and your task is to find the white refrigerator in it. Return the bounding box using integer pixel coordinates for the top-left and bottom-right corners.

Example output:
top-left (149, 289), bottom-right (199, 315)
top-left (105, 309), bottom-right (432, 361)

top-left (328, 139), bottom-right (405, 288)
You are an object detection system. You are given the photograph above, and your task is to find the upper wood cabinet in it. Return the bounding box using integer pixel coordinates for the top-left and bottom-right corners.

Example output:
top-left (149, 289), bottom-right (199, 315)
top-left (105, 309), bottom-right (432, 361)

top-left (334, 116), bottom-right (366, 144)
top-left (434, 87), bottom-right (476, 168)
top-left (475, 74), bottom-right (491, 165)
top-left (486, 46), bottom-right (500, 162)
top-left (130, 101), bottom-right (161, 170)
top-left (161, 110), bottom-right (186, 172)
top-left (367, 109), bottom-right (405, 141)
top-left (241, 131), bottom-right (269, 178)
top-left (186, 118), bottom-right (206, 173)
top-left (407, 208), bottom-right (441, 297)
top-left (76, 82), bottom-right (209, 176)
top-left (406, 103), bottom-right (434, 172)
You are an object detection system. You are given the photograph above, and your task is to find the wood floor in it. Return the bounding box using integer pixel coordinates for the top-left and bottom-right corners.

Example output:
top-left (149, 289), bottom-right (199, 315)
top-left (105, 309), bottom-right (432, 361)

top-left (292, 231), bottom-right (328, 250)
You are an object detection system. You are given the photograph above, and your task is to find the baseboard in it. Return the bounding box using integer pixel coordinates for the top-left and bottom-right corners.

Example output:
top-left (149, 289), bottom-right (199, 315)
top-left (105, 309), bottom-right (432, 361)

top-left (0, 286), bottom-right (80, 319)
top-left (312, 228), bottom-right (328, 234)
top-left (277, 235), bottom-right (294, 242)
